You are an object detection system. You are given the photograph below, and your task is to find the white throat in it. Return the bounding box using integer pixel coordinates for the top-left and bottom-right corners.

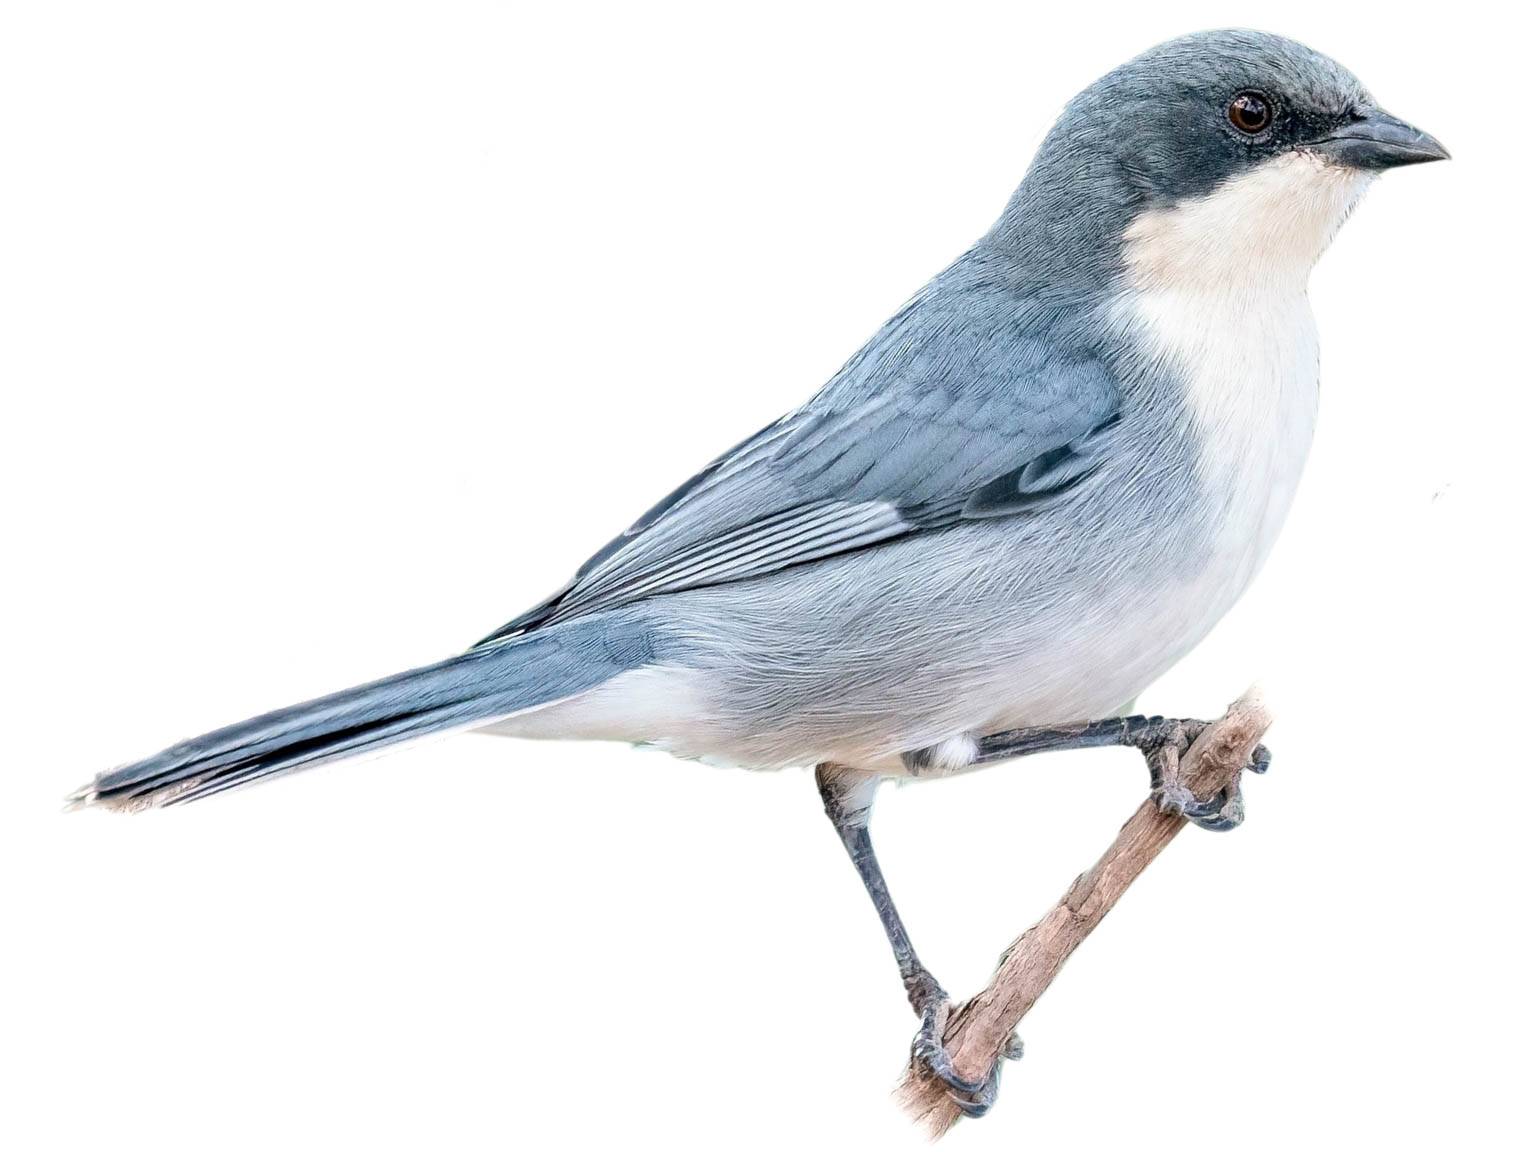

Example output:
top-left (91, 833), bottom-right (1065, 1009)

top-left (1117, 154), bottom-right (1372, 597)
top-left (1122, 151), bottom-right (1372, 295)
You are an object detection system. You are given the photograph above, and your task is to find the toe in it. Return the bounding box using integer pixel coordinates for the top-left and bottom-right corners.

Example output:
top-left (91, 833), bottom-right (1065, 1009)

top-left (914, 1043), bottom-right (990, 1096)
top-left (1177, 789), bottom-right (1228, 820)
top-left (1192, 790), bottom-right (1245, 831)
top-left (946, 1059), bottom-right (1003, 1118)
top-left (910, 1010), bottom-right (1017, 1117)
top-left (911, 1006), bottom-right (991, 1096)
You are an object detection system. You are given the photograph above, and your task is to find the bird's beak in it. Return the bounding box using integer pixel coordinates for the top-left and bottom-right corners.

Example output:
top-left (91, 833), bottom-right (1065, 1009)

top-left (1304, 108), bottom-right (1450, 170)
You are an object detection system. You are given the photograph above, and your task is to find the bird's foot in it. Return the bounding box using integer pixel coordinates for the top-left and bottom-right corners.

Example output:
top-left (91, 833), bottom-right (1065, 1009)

top-left (1131, 717), bottom-right (1269, 832)
top-left (906, 976), bottom-right (1022, 1119)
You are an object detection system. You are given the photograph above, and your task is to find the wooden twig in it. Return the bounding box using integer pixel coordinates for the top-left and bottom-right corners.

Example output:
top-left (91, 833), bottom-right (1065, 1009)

top-left (894, 691), bottom-right (1273, 1137)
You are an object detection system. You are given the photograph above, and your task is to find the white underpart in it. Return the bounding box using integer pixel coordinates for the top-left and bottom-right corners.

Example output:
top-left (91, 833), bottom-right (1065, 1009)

top-left (944, 154), bottom-right (1375, 765)
top-left (1119, 151), bottom-right (1371, 592)
top-left (480, 664), bottom-right (713, 750)
top-left (907, 734), bottom-right (982, 777)
top-left (493, 153), bottom-right (1373, 776)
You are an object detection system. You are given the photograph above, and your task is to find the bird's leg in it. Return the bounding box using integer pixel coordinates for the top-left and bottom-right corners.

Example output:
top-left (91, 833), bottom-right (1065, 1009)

top-left (972, 714), bottom-right (1268, 831)
top-left (813, 764), bottom-right (941, 1011)
top-left (815, 764), bottom-right (1021, 1118)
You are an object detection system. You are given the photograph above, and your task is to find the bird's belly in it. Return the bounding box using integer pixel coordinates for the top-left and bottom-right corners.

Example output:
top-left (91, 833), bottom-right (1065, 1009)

top-left (975, 528), bottom-right (1279, 734)
top-left (871, 347), bottom-right (1312, 762)
top-left (565, 436), bottom-right (1316, 773)
top-left (515, 296), bottom-right (1320, 773)
top-left (976, 289), bottom-right (1321, 735)
top-left (630, 479), bottom-right (1307, 774)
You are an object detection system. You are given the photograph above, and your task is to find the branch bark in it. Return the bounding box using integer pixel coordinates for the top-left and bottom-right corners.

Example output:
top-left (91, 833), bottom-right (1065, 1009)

top-left (894, 691), bottom-right (1273, 1137)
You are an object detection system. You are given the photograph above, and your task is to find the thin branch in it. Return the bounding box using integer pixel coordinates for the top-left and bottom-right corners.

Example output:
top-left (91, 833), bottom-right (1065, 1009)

top-left (894, 691), bottom-right (1273, 1137)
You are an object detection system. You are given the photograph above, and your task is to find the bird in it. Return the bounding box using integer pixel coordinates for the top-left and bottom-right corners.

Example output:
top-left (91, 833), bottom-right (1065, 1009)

top-left (69, 28), bottom-right (1446, 1116)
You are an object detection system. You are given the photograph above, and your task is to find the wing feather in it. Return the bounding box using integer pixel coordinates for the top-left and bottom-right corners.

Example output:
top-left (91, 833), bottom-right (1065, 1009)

top-left (475, 259), bottom-right (1122, 646)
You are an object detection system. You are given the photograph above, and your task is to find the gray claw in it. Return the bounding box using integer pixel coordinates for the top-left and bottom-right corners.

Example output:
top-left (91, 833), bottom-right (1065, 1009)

top-left (912, 1003), bottom-right (988, 1095)
top-left (1154, 778), bottom-right (1245, 831)
top-left (1194, 789), bottom-right (1245, 830)
top-left (947, 1062), bottom-right (1001, 1118)
top-left (910, 1000), bottom-right (1017, 1118)
top-left (1143, 719), bottom-right (1259, 833)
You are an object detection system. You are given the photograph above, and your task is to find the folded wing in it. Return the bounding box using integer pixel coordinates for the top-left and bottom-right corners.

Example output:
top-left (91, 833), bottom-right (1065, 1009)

top-left (477, 273), bottom-right (1122, 645)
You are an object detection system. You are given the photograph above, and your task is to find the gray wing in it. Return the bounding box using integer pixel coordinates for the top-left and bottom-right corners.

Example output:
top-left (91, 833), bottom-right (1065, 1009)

top-left (476, 278), bottom-right (1120, 645)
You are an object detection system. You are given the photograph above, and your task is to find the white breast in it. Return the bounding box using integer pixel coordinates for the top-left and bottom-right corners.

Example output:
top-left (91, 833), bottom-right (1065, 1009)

top-left (1119, 152), bottom-right (1373, 597)
top-left (1129, 283), bottom-right (1320, 596)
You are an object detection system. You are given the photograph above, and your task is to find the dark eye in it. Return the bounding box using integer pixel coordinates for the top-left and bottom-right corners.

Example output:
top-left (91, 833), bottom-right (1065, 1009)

top-left (1227, 91), bottom-right (1272, 134)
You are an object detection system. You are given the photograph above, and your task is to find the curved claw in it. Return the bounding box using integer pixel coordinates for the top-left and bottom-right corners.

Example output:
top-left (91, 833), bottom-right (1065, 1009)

top-left (947, 1060), bottom-right (1002, 1118)
top-left (1153, 775), bottom-right (1246, 831)
top-left (1159, 786), bottom-right (1223, 819)
top-left (911, 1004), bottom-right (990, 1095)
top-left (1140, 716), bottom-right (1262, 833)
top-left (1191, 795), bottom-right (1245, 831)
top-left (910, 1002), bottom-right (1018, 1118)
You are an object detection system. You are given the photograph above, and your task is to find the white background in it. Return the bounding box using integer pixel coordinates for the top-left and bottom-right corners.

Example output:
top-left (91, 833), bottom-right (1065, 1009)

top-left (3, 2), bottom-right (1531, 1149)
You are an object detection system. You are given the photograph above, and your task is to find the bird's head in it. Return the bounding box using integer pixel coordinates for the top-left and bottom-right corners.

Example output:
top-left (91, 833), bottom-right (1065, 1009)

top-left (991, 30), bottom-right (1447, 294)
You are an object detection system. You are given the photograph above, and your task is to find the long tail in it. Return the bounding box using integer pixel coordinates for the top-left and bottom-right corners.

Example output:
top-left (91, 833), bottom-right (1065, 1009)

top-left (67, 616), bottom-right (651, 811)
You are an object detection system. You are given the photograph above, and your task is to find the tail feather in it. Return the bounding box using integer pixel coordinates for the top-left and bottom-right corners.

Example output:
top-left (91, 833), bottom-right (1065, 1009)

top-left (69, 617), bottom-right (650, 811)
